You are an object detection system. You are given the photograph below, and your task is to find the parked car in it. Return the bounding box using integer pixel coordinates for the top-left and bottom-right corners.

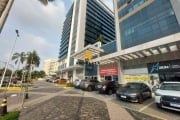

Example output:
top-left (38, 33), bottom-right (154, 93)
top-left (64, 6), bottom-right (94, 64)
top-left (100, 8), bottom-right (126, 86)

top-left (52, 79), bottom-right (59, 83)
top-left (57, 78), bottom-right (67, 84)
top-left (116, 82), bottom-right (152, 103)
top-left (46, 78), bottom-right (52, 82)
top-left (79, 79), bottom-right (87, 89)
top-left (80, 79), bottom-right (99, 91)
top-left (73, 79), bottom-right (82, 88)
top-left (155, 81), bottom-right (180, 112)
top-left (98, 80), bottom-right (119, 95)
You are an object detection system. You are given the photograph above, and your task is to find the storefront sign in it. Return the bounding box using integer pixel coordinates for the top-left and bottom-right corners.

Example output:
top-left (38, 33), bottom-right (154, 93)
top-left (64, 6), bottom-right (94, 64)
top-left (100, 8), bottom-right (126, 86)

top-left (124, 75), bottom-right (149, 81)
top-left (147, 59), bottom-right (180, 73)
top-left (100, 67), bottom-right (118, 76)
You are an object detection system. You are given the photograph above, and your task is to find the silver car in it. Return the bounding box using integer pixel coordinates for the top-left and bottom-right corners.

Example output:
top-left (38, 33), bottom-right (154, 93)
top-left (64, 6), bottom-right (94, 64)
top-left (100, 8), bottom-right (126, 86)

top-left (155, 81), bottom-right (180, 112)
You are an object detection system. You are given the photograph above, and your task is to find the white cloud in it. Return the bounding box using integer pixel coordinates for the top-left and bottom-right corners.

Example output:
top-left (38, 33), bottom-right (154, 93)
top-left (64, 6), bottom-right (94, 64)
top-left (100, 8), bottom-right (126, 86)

top-left (0, 0), bottom-right (67, 70)
top-left (101, 0), bottom-right (114, 11)
top-left (0, 0), bottom-right (114, 70)
top-left (10, 0), bottom-right (66, 35)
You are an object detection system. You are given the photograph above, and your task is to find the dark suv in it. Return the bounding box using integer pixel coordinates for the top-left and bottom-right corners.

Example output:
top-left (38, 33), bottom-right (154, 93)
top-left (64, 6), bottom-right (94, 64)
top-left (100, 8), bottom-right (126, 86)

top-left (80, 79), bottom-right (99, 91)
top-left (98, 80), bottom-right (119, 95)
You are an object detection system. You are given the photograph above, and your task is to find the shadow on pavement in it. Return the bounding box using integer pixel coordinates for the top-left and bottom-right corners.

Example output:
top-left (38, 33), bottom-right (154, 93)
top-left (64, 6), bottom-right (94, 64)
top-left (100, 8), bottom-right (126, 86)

top-left (126, 108), bottom-right (162, 120)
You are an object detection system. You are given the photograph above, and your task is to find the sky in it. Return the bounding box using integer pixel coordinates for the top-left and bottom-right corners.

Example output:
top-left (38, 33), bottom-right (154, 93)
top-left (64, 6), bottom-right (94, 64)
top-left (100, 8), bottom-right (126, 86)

top-left (0, 0), bottom-right (113, 70)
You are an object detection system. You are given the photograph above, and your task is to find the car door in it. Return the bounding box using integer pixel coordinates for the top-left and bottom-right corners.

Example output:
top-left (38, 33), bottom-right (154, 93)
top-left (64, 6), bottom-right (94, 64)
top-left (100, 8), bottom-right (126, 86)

top-left (142, 84), bottom-right (150, 98)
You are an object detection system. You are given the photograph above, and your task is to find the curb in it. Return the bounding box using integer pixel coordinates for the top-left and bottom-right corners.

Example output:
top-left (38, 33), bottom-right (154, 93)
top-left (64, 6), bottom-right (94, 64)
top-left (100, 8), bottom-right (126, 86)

top-left (0, 87), bottom-right (22, 91)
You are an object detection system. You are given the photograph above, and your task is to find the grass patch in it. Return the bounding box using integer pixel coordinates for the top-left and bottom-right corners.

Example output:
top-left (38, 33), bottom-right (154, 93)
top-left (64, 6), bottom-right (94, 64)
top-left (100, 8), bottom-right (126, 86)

top-left (66, 83), bottom-right (74, 87)
top-left (0, 111), bottom-right (20, 120)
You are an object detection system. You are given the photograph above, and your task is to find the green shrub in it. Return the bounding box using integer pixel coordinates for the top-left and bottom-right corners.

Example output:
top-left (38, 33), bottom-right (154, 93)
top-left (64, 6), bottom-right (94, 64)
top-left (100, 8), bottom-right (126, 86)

top-left (0, 111), bottom-right (20, 120)
top-left (66, 82), bottom-right (74, 87)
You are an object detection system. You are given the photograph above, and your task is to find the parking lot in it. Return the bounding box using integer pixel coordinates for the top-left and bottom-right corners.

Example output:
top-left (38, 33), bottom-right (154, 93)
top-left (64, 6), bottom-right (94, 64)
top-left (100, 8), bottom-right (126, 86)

top-left (80, 90), bottom-right (180, 120)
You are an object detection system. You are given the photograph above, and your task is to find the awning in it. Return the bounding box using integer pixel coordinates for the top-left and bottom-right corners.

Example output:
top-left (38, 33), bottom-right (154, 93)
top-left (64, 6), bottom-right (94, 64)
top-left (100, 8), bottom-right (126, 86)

top-left (71, 44), bottom-right (104, 60)
top-left (92, 33), bottom-right (180, 63)
top-left (59, 65), bottom-right (83, 72)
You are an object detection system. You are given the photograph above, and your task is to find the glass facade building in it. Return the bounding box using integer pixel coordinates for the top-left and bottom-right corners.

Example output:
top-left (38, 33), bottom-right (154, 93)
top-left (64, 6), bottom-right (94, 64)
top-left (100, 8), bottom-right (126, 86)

top-left (117, 0), bottom-right (180, 49)
top-left (59, 0), bottom-right (116, 67)
top-left (85, 0), bottom-right (115, 46)
top-left (59, 5), bottom-right (73, 60)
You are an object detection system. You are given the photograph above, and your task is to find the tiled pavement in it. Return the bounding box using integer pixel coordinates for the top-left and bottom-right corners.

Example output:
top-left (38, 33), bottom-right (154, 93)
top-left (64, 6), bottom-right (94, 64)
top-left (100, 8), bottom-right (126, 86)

top-left (4, 86), bottom-right (162, 120)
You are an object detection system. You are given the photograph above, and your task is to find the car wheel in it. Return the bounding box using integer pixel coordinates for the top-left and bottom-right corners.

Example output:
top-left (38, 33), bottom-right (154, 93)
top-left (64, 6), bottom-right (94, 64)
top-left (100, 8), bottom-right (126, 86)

top-left (149, 92), bottom-right (152, 98)
top-left (87, 86), bottom-right (92, 91)
top-left (138, 95), bottom-right (143, 104)
top-left (108, 89), bottom-right (113, 95)
top-left (156, 103), bottom-right (161, 108)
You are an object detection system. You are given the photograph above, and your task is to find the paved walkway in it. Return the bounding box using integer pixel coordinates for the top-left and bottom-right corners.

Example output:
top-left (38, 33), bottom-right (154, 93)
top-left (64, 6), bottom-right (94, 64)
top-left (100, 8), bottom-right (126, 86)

top-left (16, 88), bottom-right (135, 120)
top-left (84, 91), bottom-right (134, 120)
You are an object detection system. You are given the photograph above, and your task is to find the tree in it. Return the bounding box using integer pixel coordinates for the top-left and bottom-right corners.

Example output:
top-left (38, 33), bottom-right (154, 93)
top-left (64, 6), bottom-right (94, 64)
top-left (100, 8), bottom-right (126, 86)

top-left (24, 50), bottom-right (40, 99)
top-left (31, 70), bottom-right (45, 79)
top-left (97, 34), bottom-right (104, 43)
top-left (26, 50), bottom-right (40, 70)
top-left (12, 52), bottom-right (26, 65)
top-left (0, 68), bottom-right (12, 76)
top-left (12, 52), bottom-right (26, 74)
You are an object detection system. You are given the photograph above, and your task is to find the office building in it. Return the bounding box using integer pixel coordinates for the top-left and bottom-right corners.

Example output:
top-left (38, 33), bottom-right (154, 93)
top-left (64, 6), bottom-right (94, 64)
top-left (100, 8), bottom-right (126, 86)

top-left (92, 0), bottom-right (180, 85)
top-left (58, 0), bottom-right (116, 81)
top-left (44, 59), bottom-right (59, 76)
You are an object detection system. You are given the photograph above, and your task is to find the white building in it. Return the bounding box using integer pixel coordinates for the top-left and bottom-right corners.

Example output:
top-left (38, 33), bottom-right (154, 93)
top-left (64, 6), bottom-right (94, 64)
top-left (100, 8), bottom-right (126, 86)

top-left (43, 59), bottom-right (59, 76)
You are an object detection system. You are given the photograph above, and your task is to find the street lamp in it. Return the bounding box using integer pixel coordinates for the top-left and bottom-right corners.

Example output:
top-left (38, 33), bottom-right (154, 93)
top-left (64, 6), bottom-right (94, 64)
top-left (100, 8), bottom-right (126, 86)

top-left (0, 29), bottom-right (19, 87)
top-left (0, 30), bottom-right (19, 115)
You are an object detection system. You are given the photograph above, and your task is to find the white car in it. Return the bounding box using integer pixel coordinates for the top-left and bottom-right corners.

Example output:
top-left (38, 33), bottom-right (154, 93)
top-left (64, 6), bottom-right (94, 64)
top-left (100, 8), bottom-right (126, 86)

top-left (73, 79), bottom-right (82, 88)
top-left (155, 81), bottom-right (180, 112)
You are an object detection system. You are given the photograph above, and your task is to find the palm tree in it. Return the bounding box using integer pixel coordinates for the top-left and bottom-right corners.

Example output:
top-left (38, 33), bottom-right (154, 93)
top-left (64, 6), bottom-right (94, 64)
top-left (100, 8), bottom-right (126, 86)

top-left (97, 34), bottom-right (104, 43)
top-left (26, 50), bottom-right (40, 69)
top-left (24, 50), bottom-right (40, 99)
top-left (12, 52), bottom-right (26, 66)
top-left (11, 52), bottom-right (26, 80)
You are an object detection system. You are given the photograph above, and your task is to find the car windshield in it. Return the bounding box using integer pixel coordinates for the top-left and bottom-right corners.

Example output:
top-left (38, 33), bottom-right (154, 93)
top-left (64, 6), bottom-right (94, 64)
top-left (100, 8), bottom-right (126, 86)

top-left (124, 83), bottom-right (141, 89)
top-left (160, 83), bottom-right (180, 91)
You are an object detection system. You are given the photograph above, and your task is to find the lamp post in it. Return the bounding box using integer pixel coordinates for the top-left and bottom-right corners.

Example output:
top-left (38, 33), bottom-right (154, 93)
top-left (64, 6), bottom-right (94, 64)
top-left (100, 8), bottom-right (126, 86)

top-left (0, 29), bottom-right (19, 88)
top-left (0, 30), bottom-right (19, 115)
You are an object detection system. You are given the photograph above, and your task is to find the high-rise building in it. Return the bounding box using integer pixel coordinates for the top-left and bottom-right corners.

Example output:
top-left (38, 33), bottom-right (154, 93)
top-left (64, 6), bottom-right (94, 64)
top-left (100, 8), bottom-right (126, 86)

top-left (58, 0), bottom-right (116, 81)
top-left (92, 0), bottom-right (180, 84)
top-left (0, 0), bottom-right (14, 33)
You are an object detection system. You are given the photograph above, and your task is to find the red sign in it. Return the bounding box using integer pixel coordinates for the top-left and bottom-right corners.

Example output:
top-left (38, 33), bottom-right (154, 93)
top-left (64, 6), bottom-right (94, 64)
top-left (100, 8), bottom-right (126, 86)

top-left (100, 67), bottom-right (118, 76)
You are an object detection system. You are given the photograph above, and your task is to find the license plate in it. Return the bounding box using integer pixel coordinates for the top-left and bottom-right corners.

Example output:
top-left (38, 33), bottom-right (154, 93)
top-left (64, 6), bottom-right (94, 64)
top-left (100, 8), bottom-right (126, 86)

top-left (97, 85), bottom-right (102, 88)
top-left (170, 103), bottom-right (180, 108)
top-left (121, 95), bottom-right (126, 99)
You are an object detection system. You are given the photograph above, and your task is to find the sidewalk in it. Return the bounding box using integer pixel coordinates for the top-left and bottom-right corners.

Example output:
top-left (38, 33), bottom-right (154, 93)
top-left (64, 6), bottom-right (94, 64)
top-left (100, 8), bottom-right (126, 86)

top-left (84, 91), bottom-right (134, 120)
top-left (17, 88), bottom-right (135, 120)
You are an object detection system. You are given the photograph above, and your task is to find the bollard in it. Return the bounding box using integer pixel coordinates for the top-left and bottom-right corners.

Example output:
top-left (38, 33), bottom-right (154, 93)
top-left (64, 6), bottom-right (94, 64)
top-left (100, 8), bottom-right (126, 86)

top-left (0, 97), bottom-right (7, 116)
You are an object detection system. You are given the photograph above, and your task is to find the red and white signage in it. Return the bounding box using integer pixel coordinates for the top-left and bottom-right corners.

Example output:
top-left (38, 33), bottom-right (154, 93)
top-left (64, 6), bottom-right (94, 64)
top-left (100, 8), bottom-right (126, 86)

top-left (99, 67), bottom-right (118, 76)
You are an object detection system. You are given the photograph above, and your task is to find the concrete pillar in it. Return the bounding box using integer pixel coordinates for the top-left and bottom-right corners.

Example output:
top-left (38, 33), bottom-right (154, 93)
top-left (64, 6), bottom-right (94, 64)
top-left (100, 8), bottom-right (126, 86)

top-left (64, 72), bottom-right (68, 79)
top-left (73, 69), bottom-right (77, 82)
top-left (118, 61), bottom-right (125, 85)
top-left (83, 64), bottom-right (85, 79)
top-left (97, 64), bottom-right (101, 81)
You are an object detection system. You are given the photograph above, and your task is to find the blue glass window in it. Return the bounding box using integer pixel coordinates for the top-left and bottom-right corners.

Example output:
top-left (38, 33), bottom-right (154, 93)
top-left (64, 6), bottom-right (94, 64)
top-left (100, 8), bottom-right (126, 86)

top-left (119, 0), bottom-right (180, 49)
